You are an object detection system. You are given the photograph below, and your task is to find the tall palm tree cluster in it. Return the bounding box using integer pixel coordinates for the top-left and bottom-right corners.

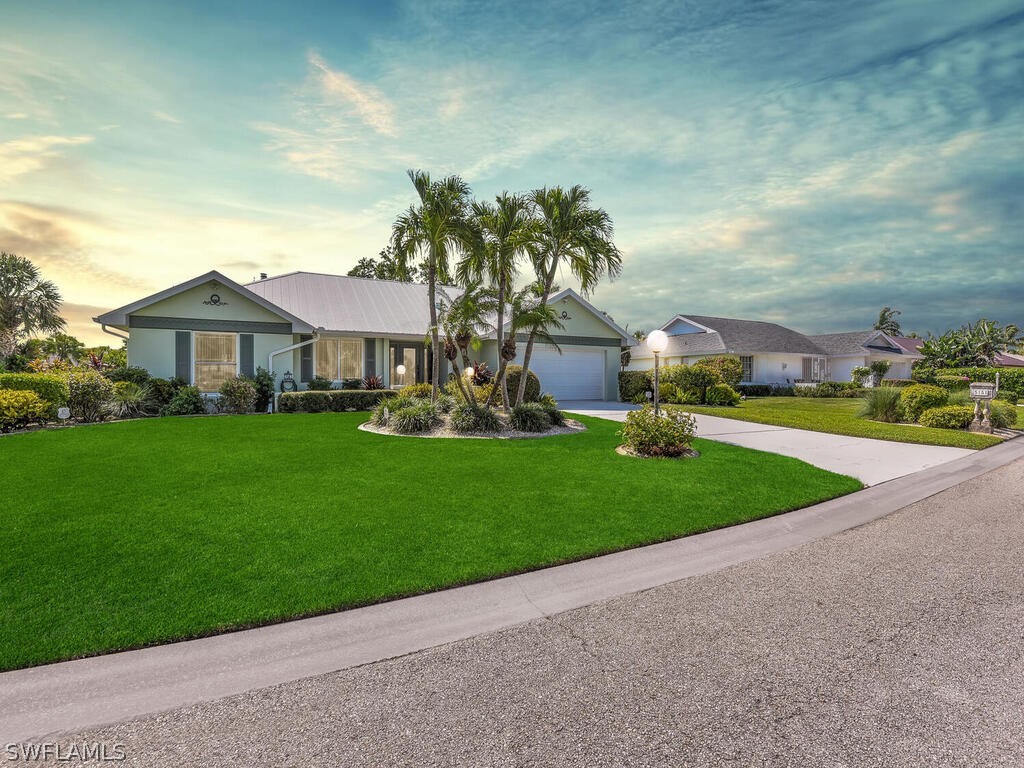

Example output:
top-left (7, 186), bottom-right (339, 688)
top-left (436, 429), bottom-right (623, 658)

top-left (919, 319), bottom-right (1021, 368)
top-left (390, 170), bottom-right (622, 409)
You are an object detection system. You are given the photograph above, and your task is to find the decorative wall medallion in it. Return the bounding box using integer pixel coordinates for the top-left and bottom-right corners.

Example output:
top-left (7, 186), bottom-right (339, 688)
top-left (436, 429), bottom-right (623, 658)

top-left (203, 293), bottom-right (228, 306)
top-left (559, 310), bottom-right (572, 320)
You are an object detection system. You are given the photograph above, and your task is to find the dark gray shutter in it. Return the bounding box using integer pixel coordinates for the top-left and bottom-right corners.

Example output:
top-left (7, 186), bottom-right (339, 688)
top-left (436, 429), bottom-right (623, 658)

top-left (364, 339), bottom-right (376, 378)
top-left (175, 331), bottom-right (190, 381)
top-left (300, 335), bottom-right (314, 382)
top-left (240, 334), bottom-right (255, 377)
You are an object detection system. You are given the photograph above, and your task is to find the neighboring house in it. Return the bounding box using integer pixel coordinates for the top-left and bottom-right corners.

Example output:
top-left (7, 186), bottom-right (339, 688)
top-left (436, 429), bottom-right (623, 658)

top-left (94, 270), bottom-right (635, 401)
top-left (808, 331), bottom-right (921, 381)
top-left (627, 315), bottom-right (921, 384)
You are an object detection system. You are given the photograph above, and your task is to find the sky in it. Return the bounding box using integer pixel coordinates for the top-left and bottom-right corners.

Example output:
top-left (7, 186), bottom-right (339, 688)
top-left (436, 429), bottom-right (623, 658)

top-left (1, 0), bottom-right (1022, 345)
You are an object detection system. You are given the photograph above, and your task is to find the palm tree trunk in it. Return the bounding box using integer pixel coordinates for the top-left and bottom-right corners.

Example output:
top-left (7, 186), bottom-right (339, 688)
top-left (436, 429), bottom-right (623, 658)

top-left (427, 263), bottom-right (440, 402)
top-left (486, 278), bottom-right (510, 411)
top-left (515, 256), bottom-right (559, 406)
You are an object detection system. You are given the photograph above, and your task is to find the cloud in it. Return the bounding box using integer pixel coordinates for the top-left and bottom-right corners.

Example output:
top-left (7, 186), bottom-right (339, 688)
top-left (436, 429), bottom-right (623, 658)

top-left (0, 135), bottom-right (93, 184)
top-left (307, 51), bottom-right (396, 136)
top-left (152, 110), bottom-right (181, 124)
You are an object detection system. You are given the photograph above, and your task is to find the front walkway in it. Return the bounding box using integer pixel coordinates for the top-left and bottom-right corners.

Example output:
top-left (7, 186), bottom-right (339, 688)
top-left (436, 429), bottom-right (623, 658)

top-left (560, 401), bottom-right (975, 485)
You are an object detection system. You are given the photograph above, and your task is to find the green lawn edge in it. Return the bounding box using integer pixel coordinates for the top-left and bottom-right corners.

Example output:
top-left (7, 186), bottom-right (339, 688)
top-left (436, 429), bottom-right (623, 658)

top-left (0, 413), bottom-right (861, 670)
top-left (672, 398), bottom-right (1004, 449)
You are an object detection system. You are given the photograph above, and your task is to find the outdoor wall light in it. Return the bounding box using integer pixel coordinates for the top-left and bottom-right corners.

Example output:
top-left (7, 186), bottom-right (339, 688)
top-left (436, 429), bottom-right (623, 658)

top-left (647, 330), bottom-right (669, 416)
top-left (465, 366), bottom-right (475, 378)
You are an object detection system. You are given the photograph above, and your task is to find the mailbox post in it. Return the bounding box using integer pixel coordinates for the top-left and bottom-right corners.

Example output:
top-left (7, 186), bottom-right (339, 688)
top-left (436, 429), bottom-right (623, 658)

top-left (968, 381), bottom-right (996, 433)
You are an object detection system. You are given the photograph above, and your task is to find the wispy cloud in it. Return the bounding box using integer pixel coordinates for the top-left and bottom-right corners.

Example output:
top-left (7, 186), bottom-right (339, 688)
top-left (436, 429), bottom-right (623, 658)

top-left (0, 135), bottom-right (93, 184)
top-left (307, 51), bottom-right (396, 136)
top-left (152, 110), bottom-right (181, 124)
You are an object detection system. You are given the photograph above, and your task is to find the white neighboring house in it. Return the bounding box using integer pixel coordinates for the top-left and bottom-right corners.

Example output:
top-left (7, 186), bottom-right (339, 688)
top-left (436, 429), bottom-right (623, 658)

top-left (627, 315), bottom-right (921, 385)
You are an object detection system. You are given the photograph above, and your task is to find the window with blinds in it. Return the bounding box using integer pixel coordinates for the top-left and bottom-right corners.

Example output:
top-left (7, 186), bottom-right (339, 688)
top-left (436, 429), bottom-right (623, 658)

top-left (194, 332), bottom-right (237, 392)
top-left (739, 355), bottom-right (753, 383)
top-left (315, 338), bottom-right (363, 381)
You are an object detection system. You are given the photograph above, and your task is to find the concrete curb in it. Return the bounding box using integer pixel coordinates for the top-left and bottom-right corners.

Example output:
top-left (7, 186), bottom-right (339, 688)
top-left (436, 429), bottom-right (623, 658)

top-left (2, 437), bottom-right (1022, 743)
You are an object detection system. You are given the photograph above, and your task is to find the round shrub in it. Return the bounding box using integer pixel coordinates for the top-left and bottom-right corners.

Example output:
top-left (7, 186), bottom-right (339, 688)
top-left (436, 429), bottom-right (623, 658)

top-left (391, 400), bottom-right (441, 433)
top-left (218, 376), bottom-right (258, 414)
top-left (146, 378), bottom-right (181, 410)
top-left (450, 403), bottom-right (502, 433)
top-left (918, 405), bottom-right (974, 430)
top-left (307, 376), bottom-right (334, 391)
top-left (64, 369), bottom-right (115, 422)
top-left (620, 406), bottom-right (697, 457)
top-left (0, 390), bottom-right (47, 432)
top-left (400, 382), bottom-right (433, 398)
top-left (0, 373), bottom-right (69, 419)
top-left (988, 400), bottom-right (1017, 430)
top-left (505, 365), bottom-right (541, 403)
top-left (161, 386), bottom-right (207, 416)
top-left (900, 384), bottom-right (949, 422)
top-left (705, 383), bottom-right (741, 406)
top-left (510, 402), bottom-right (551, 432)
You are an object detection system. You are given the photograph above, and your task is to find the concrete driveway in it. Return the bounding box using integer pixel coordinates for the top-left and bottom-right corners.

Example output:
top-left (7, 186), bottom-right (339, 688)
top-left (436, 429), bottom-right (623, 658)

top-left (560, 400), bottom-right (975, 486)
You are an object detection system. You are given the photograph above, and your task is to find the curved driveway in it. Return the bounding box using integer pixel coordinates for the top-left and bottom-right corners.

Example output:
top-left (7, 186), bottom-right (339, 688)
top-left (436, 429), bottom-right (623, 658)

top-left (561, 401), bottom-right (975, 485)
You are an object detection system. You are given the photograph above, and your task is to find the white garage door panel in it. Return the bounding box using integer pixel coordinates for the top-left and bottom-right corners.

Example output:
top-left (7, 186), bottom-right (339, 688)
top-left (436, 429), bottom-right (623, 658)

top-left (529, 346), bottom-right (605, 400)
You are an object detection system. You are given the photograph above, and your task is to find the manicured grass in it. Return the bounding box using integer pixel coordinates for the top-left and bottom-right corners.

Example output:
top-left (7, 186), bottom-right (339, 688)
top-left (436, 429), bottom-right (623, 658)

top-left (0, 413), bottom-right (861, 671)
top-left (674, 397), bottom-right (1003, 449)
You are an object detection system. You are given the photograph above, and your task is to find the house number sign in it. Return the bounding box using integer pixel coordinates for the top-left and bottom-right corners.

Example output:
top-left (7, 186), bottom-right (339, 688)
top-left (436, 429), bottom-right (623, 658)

top-left (969, 382), bottom-right (995, 400)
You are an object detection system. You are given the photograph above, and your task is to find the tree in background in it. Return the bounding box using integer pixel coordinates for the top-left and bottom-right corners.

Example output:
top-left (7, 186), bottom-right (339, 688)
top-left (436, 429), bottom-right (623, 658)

top-left (873, 306), bottom-right (902, 336)
top-left (919, 319), bottom-right (1021, 368)
top-left (347, 245), bottom-right (425, 283)
top-left (42, 333), bottom-right (85, 363)
top-left (0, 252), bottom-right (65, 358)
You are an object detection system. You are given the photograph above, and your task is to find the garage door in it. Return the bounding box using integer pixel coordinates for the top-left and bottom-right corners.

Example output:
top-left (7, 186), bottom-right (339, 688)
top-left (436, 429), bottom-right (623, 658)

top-left (528, 346), bottom-right (606, 400)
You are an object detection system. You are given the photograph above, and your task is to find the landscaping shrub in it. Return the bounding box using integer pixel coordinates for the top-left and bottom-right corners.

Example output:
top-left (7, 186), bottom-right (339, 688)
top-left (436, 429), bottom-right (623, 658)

top-left (911, 365), bottom-right (937, 384)
top-left (145, 378), bottom-right (180, 410)
top-left (657, 382), bottom-right (679, 404)
top-left (705, 383), bottom-right (741, 406)
top-left (64, 369), bottom-right (114, 422)
top-left (736, 383), bottom-right (795, 397)
top-left (510, 402), bottom-right (551, 432)
top-left (362, 374), bottom-right (384, 390)
top-left (795, 382), bottom-right (866, 398)
top-left (391, 400), bottom-right (442, 433)
top-left (988, 400), bottom-right (1017, 430)
top-left (899, 384), bottom-right (949, 422)
top-left (400, 383), bottom-right (434, 398)
top-left (700, 356), bottom-right (743, 388)
top-left (436, 394), bottom-right (457, 414)
top-left (307, 376), bottom-right (334, 391)
top-left (0, 373), bottom-right (69, 419)
top-left (851, 365), bottom-right (871, 384)
top-left (859, 386), bottom-right (904, 423)
top-left (881, 379), bottom-right (915, 388)
top-left (918, 405), bottom-right (974, 430)
top-left (618, 370), bottom-right (651, 401)
top-left (450, 403), bottom-right (502, 433)
top-left (620, 406), bottom-right (697, 457)
top-left (249, 367), bottom-right (276, 412)
top-left (108, 381), bottom-right (153, 419)
top-left (105, 366), bottom-right (150, 385)
top-left (279, 389), bottom-right (396, 413)
top-left (340, 378), bottom-right (363, 390)
top-left (0, 390), bottom-right (47, 432)
top-left (218, 376), bottom-right (258, 414)
top-left (476, 382), bottom-right (502, 406)
top-left (995, 390), bottom-right (1018, 405)
top-left (869, 360), bottom-right (891, 378)
top-left (935, 375), bottom-right (970, 392)
top-left (505, 365), bottom-right (541, 403)
top-left (937, 367), bottom-right (1024, 394)
top-left (538, 393), bottom-right (566, 426)
top-left (161, 386), bottom-right (207, 416)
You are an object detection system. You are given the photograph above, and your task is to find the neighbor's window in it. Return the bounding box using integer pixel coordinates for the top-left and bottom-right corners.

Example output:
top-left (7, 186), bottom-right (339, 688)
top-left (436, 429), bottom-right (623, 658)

top-left (316, 338), bottom-right (363, 381)
top-left (194, 332), bottom-right (237, 392)
top-left (740, 355), bottom-right (753, 382)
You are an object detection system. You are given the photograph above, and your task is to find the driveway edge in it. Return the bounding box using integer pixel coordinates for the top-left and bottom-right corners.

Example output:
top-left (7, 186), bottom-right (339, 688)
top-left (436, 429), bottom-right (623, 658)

top-left (3, 437), bottom-right (1022, 743)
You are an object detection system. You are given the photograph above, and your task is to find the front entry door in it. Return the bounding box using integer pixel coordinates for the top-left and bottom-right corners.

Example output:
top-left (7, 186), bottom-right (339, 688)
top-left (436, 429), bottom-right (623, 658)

top-left (389, 343), bottom-right (422, 387)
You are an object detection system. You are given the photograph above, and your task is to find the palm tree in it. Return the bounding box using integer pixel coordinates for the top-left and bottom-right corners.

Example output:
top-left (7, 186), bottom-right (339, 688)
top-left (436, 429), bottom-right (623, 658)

top-left (391, 171), bottom-right (476, 400)
top-left (496, 284), bottom-right (565, 404)
top-left (434, 284), bottom-right (499, 406)
top-left (460, 193), bottom-right (536, 410)
top-left (514, 186), bottom-right (622, 405)
top-left (874, 307), bottom-right (902, 336)
top-left (0, 252), bottom-right (65, 358)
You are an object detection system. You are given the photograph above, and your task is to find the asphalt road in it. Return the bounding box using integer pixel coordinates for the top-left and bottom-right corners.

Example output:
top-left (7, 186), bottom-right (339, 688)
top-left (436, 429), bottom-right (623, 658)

top-left (37, 459), bottom-right (1024, 767)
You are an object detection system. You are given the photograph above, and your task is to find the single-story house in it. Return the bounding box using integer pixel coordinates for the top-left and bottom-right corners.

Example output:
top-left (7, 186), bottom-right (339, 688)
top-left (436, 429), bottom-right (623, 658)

top-left (94, 270), bottom-right (635, 401)
top-left (626, 315), bottom-right (921, 384)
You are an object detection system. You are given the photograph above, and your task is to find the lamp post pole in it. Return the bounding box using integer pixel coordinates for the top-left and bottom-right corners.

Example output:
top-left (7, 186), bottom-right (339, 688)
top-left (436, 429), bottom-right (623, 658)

top-left (645, 330), bottom-right (669, 418)
top-left (653, 352), bottom-right (661, 416)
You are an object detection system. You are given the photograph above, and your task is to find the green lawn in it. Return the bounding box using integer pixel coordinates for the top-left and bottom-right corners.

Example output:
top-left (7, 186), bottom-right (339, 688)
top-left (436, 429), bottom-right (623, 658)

top-left (674, 397), bottom-right (1005, 449)
top-left (0, 413), bottom-right (861, 670)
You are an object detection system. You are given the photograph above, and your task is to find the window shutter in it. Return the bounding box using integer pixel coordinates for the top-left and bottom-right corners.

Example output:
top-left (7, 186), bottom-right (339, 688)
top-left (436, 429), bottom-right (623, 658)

top-left (364, 339), bottom-right (376, 378)
top-left (300, 335), bottom-right (314, 382)
top-left (175, 331), bottom-right (190, 381)
top-left (240, 334), bottom-right (255, 378)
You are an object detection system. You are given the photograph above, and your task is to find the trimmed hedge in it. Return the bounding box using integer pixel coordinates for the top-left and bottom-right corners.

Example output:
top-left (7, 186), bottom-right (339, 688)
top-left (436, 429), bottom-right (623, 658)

top-left (736, 383), bottom-right (795, 397)
top-left (0, 373), bottom-right (69, 419)
top-left (278, 389), bottom-right (396, 413)
top-left (900, 384), bottom-right (949, 422)
top-left (505, 365), bottom-right (541, 403)
top-left (938, 367), bottom-right (1024, 394)
top-left (995, 391), bottom-right (1018, 405)
top-left (918, 405), bottom-right (974, 430)
top-left (0, 390), bottom-right (48, 432)
top-left (795, 382), bottom-right (867, 398)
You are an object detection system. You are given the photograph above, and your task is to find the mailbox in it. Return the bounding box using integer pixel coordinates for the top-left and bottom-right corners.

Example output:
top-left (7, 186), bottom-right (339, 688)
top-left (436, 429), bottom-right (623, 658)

top-left (969, 382), bottom-right (995, 400)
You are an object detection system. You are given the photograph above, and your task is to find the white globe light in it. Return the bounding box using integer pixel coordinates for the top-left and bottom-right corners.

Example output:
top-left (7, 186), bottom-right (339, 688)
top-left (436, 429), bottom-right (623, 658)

top-left (465, 366), bottom-right (475, 378)
top-left (396, 364), bottom-right (406, 375)
top-left (647, 329), bottom-right (669, 354)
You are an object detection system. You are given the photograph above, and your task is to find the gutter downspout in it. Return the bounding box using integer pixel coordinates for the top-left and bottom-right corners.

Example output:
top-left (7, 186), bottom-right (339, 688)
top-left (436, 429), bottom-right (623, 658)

top-left (267, 330), bottom-right (321, 413)
top-left (100, 324), bottom-right (129, 341)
